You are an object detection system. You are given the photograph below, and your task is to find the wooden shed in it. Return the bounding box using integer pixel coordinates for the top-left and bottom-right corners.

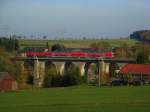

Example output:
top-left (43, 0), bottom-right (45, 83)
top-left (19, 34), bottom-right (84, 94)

top-left (0, 72), bottom-right (18, 91)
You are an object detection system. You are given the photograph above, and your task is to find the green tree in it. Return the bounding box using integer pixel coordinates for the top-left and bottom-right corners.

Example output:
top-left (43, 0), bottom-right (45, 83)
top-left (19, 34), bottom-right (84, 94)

top-left (0, 37), bottom-right (19, 51)
top-left (135, 44), bottom-right (150, 64)
top-left (51, 44), bottom-right (66, 52)
top-left (136, 51), bottom-right (149, 64)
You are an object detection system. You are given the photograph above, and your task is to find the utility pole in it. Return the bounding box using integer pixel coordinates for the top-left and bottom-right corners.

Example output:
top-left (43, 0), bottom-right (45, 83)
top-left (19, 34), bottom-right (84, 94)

top-left (98, 57), bottom-right (105, 87)
top-left (98, 61), bottom-right (101, 87)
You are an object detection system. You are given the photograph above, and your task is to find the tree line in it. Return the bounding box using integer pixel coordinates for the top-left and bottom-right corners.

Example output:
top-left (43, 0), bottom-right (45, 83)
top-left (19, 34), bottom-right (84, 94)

top-left (130, 30), bottom-right (150, 43)
top-left (0, 37), bottom-right (19, 51)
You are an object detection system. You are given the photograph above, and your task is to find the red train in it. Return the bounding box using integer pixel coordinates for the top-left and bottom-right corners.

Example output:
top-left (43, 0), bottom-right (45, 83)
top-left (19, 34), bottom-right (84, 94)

top-left (26, 51), bottom-right (114, 58)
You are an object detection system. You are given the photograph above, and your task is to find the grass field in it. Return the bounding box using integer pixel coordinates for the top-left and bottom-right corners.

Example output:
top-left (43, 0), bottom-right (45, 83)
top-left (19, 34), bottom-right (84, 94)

top-left (19, 39), bottom-right (138, 48)
top-left (0, 86), bottom-right (150, 112)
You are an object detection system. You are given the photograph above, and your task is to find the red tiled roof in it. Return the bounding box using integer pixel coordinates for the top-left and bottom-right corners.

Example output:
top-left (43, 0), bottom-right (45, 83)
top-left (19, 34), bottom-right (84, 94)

top-left (119, 64), bottom-right (150, 75)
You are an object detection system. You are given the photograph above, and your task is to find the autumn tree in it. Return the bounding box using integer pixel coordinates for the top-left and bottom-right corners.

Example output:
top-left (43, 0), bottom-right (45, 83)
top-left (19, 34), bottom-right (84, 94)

top-left (135, 44), bottom-right (150, 64)
top-left (0, 49), bottom-right (25, 84)
top-left (90, 41), bottom-right (111, 52)
top-left (114, 47), bottom-right (127, 58)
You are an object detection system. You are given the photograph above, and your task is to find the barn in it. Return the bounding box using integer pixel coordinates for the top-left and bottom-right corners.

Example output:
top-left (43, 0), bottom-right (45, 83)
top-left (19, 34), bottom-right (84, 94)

top-left (119, 64), bottom-right (150, 84)
top-left (0, 72), bottom-right (18, 91)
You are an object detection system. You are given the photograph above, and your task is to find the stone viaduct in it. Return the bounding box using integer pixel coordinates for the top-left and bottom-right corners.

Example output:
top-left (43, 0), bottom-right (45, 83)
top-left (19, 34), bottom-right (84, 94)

top-left (15, 57), bottom-right (136, 87)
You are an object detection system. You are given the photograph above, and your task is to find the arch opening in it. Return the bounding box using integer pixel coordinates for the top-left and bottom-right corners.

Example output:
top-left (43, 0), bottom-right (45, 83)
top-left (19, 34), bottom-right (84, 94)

top-left (45, 61), bottom-right (57, 75)
top-left (84, 62), bottom-right (99, 85)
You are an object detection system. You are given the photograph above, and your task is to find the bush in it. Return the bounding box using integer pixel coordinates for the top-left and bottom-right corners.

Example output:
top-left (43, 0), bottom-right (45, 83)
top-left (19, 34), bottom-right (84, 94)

top-left (43, 65), bottom-right (84, 87)
top-left (43, 67), bottom-right (57, 88)
top-left (51, 44), bottom-right (66, 52)
top-left (43, 74), bottom-right (53, 88)
top-left (51, 74), bottom-right (62, 87)
top-left (43, 74), bottom-right (62, 87)
top-left (62, 66), bottom-right (82, 86)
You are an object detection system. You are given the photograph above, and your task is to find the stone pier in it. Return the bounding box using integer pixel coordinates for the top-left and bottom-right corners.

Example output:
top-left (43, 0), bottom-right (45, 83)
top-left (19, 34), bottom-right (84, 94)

top-left (98, 60), bottom-right (110, 86)
top-left (33, 59), bottom-right (45, 87)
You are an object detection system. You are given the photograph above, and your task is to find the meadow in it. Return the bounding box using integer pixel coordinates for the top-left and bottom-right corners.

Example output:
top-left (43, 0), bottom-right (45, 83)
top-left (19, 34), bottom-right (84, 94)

top-left (19, 39), bottom-right (137, 48)
top-left (0, 86), bottom-right (150, 112)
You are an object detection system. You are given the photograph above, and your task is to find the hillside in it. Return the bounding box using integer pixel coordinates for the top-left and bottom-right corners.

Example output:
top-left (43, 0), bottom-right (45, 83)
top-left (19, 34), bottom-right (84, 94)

top-left (130, 30), bottom-right (150, 42)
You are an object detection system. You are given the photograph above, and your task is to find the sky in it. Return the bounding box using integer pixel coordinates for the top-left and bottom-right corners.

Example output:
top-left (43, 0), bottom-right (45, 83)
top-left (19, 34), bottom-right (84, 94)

top-left (0, 0), bottom-right (150, 38)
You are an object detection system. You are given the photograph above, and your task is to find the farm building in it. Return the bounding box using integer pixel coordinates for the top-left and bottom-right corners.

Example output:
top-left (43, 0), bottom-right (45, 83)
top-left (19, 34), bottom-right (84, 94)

top-left (119, 64), bottom-right (150, 84)
top-left (0, 72), bottom-right (18, 91)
